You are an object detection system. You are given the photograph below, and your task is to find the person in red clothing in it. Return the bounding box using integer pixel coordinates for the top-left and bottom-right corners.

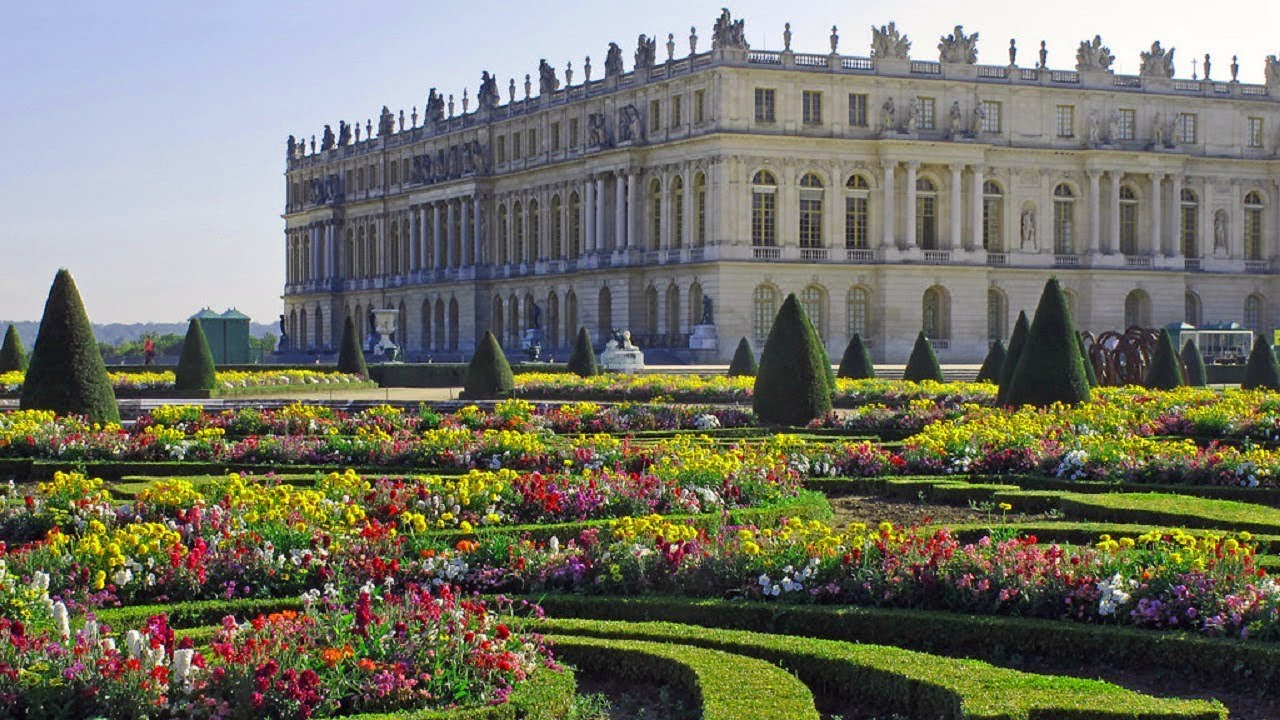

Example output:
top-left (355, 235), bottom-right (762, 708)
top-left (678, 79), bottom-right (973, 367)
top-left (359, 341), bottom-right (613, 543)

top-left (143, 337), bottom-right (155, 366)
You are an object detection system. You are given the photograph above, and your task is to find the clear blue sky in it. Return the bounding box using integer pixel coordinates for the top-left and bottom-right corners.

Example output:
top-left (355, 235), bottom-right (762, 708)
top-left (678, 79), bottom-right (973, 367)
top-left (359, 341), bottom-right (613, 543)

top-left (2, 0), bottom-right (1274, 324)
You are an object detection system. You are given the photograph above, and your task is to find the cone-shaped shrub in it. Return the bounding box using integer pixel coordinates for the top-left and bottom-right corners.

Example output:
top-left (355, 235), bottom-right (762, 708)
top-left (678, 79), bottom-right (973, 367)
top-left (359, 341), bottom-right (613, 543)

top-left (1242, 334), bottom-right (1280, 391)
top-left (1077, 333), bottom-right (1099, 388)
top-left (996, 311), bottom-right (1031, 405)
top-left (174, 318), bottom-right (217, 391)
top-left (1006, 278), bottom-right (1092, 407)
top-left (975, 340), bottom-right (1005, 384)
top-left (336, 316), bottom-right (369, 378)
top-left (461, 330), bottom-right (515, 399)
top-left (1181, 338), bottom-right (1208, 388)
top-left (567, 326), bottom-right (598, 377)
top-left (902, 332), bottom-right (943, 383)
top-left (0, 324), bottom-right (26, 372)
top-left (727, 337), bottom-right (758, 377)
top-left (753, 294), bottom-right (833, 426)
top-left (19, 269), bottom-right (119, 423)
top-left (1144, 328), bottom-right (1185, 390)
top-left (837, 334), bottom-right (876, 380)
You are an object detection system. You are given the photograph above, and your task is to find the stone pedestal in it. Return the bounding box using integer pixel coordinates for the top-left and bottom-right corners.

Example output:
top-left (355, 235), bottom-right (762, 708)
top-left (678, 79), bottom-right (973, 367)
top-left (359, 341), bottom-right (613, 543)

top-left (600, 331), bottom-right (646, 373)
top-left (689, 324), bottom-right (718, 351)
top-left (521, 328), bottom-right (545, 361)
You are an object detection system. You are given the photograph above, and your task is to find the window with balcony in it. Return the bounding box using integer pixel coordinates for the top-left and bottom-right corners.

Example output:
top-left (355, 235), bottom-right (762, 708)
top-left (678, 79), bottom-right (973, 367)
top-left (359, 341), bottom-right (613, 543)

top-left (845, 175), bottom-right (870, 249)
top-left (1177, 113), bottom-right (1198, 144)
top-left (981, 100), bottom-right (1001, 133)
top-left (1119, 186), bottom-right (1138, 255)
top-left (915, 178), bottom-right (937, 249)
top-left (751, 170), bottom-right (777, 246)
top-left (1249, 117), bottom-right (1264, 149)
top-left (799, 172), bottom-right (824, 248)
top-left (982, 181), bottom-right (1003, 251)
top-left (1117, 109), bottom-right (1135, 141)
top-left (1180, 189), bottom-right (1198, 258)
top-left (918, 97), bottom-right (936, 130)
top-left (1053, 184), bottom-right (1076, 254)
top-left (1244, 191), bottom-right (1264, 261)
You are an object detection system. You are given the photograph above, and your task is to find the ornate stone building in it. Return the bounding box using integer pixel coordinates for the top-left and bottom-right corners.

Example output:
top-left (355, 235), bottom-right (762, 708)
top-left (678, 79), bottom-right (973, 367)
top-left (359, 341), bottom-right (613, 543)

top-left (282, 11), bottom-right (1280, 363)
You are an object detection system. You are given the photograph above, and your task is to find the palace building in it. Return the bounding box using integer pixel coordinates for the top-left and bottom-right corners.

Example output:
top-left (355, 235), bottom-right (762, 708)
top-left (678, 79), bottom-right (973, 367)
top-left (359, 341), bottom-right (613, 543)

top-left (282, 11), bottom-right (1280, 363)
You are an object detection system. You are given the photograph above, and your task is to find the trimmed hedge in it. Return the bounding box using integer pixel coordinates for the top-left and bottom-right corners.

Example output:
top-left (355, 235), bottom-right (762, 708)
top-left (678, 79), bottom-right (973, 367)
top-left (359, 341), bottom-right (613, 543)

top-left (0, 324), bottom-right (26, 372)
top-left (461, 331), bottom-right (515, 400)
top-left (1077, 332), bottom-right (1100, 388)
top-left (837, 333), bottom-right (876, 380)
top-left (337, 316), bottom-right (370, 378)
top-left (727, 337), bottom-right (758, 377)
top-left (551, 635), bottom-right (819, 720)
top-left (567, 327), bottom-right (598, 378)
top-left (1006, 278), bottom-right (1090, 407)
top-left (174, 318), bottom-right (217, 392)
top-left (1181, 339), bottom-right (1209, 388)
top-left (1144, 328), bottom-right (1185, 390)
top-left (974, 340), bottom-right (1004, 384)
top-left (902, 331), bottom-right (943, 383)
top-left (996, 311), bottom-right (1030, 406)
top-left (1243, 334), bottom-right (1280, 391)
top-left (753, 294), bottom-right (833, 426)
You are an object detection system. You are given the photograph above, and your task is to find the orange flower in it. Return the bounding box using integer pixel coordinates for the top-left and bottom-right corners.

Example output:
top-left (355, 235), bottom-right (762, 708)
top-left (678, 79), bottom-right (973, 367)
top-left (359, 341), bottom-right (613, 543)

top-left (455, 540), bottom-right (479, 553)
top-left (357, 658), bottom-right (378, 672)
top-left (320, 648), bottom-right (344, 668)
top-left (420, 548), bottom-right (436, 559)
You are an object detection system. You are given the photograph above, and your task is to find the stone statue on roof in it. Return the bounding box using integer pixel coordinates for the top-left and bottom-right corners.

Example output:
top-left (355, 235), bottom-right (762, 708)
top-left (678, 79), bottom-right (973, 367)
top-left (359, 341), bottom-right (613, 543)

top-left (377, 106), bottom-right (395, 137)
top-left (938, 25), bottom-right (979, 64)
top-left (538, 59), bottom-right (559, 95)
top-left (711, 8), bottom-right (748, 50)
top-left (870, 22), bottom-right (911, 60)
top-left (478, 72), bottom-right (499, 111)
top-left (1075, 35), bottom-right (1114, 73)
top-left (1139, 41), bottom-right (1175, 79)
top-left (635, 35), bottom-right (657, 69)
top-left (425, 88), bottom-right (445, 124)
top-left (605, 42), bottom-right (625, 77)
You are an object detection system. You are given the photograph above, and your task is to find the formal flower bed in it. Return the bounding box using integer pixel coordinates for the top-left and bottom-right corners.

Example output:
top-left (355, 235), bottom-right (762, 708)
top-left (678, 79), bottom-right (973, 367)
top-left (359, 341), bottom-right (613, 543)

top-left (0, 369), bottom-right (369, 396)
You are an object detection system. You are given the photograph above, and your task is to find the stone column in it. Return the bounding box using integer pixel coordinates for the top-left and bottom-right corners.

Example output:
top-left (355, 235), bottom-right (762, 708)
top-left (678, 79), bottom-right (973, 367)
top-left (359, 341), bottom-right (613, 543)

top-left (904, 162), bottom-right (918, 250)
top-left (1108, 171), bottom-right (1121, 255)
top-left (615, 171), bottom-right (628, 250)
top-left (409, 210), bottom-right (420, 271)
top-left (447, 200), bottom-right (458, 268)
top-left (595, 175), bottom-right (608, 252)
top-left (585, 178), bottom-right (596, 253)
top-left (327, 223), bottom-right (337, 280)
top-left (1086, 171), bottom-right (1101, 255)
top-left (1150, 173), bottom-right (1163, 257)
top-left (419, 207), bottom-right (429, 268)
top-left (462, 198), bottom-right (474, 266)
top-left (970, 166), bottom-right (984, 252)
top-left (949, 164), bottom-right (962, 251)
top-left (685, 169), bottom-right (696, 249)
top-left (627, 170), bottom-right (640, 250)
top-left (1169, 175), bottom-right (1183, 257)
top-left (881, 161), bottom-right (896, 248)
top-left (473, 196), bottom-right (484, 265)
top-left (433, 203), bottom-right (444, 269)
top-left (377, 216), bottom-right (387, 275)
top-left (1199, 178), bottom-right (1213, 259)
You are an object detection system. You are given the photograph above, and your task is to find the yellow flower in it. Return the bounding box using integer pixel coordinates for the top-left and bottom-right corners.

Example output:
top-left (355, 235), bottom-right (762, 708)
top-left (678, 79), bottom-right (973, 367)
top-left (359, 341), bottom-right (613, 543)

top-left (997, 503), bottom-right (1012, 512)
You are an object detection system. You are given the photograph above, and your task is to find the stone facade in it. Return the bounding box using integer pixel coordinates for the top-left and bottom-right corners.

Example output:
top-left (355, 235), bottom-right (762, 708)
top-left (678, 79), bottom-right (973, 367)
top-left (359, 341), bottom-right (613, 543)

top-left (282, 13), bottom-right (1280, 363)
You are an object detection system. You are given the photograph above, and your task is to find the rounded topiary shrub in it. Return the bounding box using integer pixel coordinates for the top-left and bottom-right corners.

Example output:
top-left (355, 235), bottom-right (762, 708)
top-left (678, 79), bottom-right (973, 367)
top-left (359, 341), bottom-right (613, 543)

top-left (753, 294), bottom-right (832, 426)
top-left (1006, 278), bottom-right (1091, 407)
top-left (337, 316), bottom-right (369, 378)
top-left (996, 311), bottom-right (1030, 405)
top-left (902, 331), bottom-right (943, 383)
top-left (837, 333), bottom-right (876, 380)
top-left (975, 340), bottom-right (1005, 384)
top-left (0, 324), bottom-right (26, 372)
top-left (462, 330), bottom-right (515, 399)
top-left (1143, 328), bottom-right (1185, 391)
top-left (567, 326), bottom-right (598, 378)
top-left (174, 318), bottom-right (217, 392)
top-left (1181, 338), bottom-right (1208, 388)
top-left (19, 269), bottom-right (119, 423)
top-left (1242, 334), bottom-right (1280, 391)
top-left (727, 337), bottom-right (758, 377)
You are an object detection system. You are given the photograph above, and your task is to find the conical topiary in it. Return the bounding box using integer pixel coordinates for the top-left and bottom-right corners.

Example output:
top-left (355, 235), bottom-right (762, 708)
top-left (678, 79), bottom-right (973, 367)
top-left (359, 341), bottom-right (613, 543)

top-left (1180, 338), bottom-right (1208, 388)
top-left (1144, 328), bottom-right (1185, 390)
top-left (1242, 334), bottom-right (1280, 391)
top-left (1006, 278), bottom-right (1092, 407)
top-left (337, 316), bottom-right (368, 378)
top-left (996, 311), bottom-right (1030, 405)
top-left (18, 269), bottom-right (119, 423)
top-left (462, 330), bottom-right (515, 399)
top-left (174, 318), bottom-right (217, 391)
top-left (753, 293), bottom-right (833, 426)
top-left (1077, 333), bottom-right (1099, 388)
top-left (975, 340), bottom-right (1005, 384)
top-left (837, 334), bottom-right (876, 380)
top-left (0, 324), bottom-right (26, 372)
top-left (727, 337), bottom-right (758, 377)
top-left (902, 331), bottom-right (943, 383)
top-left (567, 326), bottom-right (598, 377)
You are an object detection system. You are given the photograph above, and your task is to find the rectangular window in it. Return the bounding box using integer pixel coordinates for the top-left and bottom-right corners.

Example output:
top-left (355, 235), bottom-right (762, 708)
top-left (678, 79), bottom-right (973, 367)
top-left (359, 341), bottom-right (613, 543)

top-left (754, 88), bottom-right (776, 123)
top-left (1248, 117), bottom-right (1264, 148)
top-left (694, 90), bottom-right (706, 123)
top-left (848, 94), bottom-right (867, 127)
top-left (799, 196), bottom-right (823, 247)
top-left (1177, 113), bottom-right (1197, 144)
top-left (512, 133), bottom-right (521, 160)
top-left (1118, 109), bottom-right (1135, 141)
top-left (389, 162), bottom-right (399, 185)
top-left (1056, 105), bottom-right (1075, 137)
top-left (982, 197), bottom-right (1002, 251)
top-left (918, 97), bottom-right (936, 130)
top-left (802, 90), bottom-right (823, 125)
top-left (981, 101), bottom-right (1001, 133)
top-left (1181, 204), bottom-right (1198, 258)
top-left (527, 128), bottom-right (537, 154)
top-left (344, 170), bottom-right (352, 193)
top-left (551, 122), bottom-right (561, 150)
top-left (1054, 201), bottom-right (1075, 254)
top-left (569, 118), bottom-right (580, 148)
top-left (358, 167), bottom-right (366, 192)
top-left (496, 136), bottom-right (507, 164)
top-left (751, 191), bottom-right (777, 246)
top-left (650, 100), bottom-right (661, 131)
top-left (671, 96), bottom-right (683, 126)
top-left (845, 196), bottom-right (868, 248)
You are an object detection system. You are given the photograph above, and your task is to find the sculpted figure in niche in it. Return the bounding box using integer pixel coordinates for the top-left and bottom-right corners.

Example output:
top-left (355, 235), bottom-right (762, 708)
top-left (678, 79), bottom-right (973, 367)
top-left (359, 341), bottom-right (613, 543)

top-left (1214, 210), bottom-right (1228, 255)
top-left (905, 98), bottom-right (919, 133)
top-left (1075, 35), bottom-right (1115, 72)
top-left (880, 98), bottom-right (897, 133)
top-left (587, 113), bottom-right (610, 146)
top-left (870, 21), bottom-right (910, 60)
top-left (711, 8), bottom-right (748, 50)
top-left (635, 35), bottom-right (657, 70)
top-left (1020, 210), bottom-right (1038, 251)
top-left (538, 59), bottom-right (559, 95)
top-left (619, 105), bottom-right (643, 143)
top-left (1152, 113), bottom-right (1165, 147)
top-left (467, 140), bottom-right (488, 174)
top-left (1139, 41), bottom-right (1176, 79)
top-left (948, 101), bottom-right (963, 138)
top-left (604, 42), bottom-right (625, 77)
top-left (938, 25), bottom-right (979, 64)
top-left (1088, 112), bottom-right (1101, 145)
top-left (970, 102), bottom-right (986, 135)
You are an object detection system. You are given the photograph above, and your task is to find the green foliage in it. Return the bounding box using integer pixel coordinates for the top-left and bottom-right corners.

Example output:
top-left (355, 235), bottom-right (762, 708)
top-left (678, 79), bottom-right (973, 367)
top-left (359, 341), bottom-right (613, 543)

top-left (174, 319), bottom-right (217, 391)
top-left (336, 316), bottom-right (369, 378)
top-left (727, 337), bottom-right (758, 377)
top-left (1144, 328), bottom-right (1185, 390)
top-left (1006, 279), bottom-right (1091, 407)
top-left (1242, 334), bottom-right (1280, 391)
top-left (0, 324), bottom-right (26, 372)
top-left (997, 311), bottom-right (1030, 405)
top-left (1181, 338), bottom-right (1208, 387)
top-left (462, 331), bottom-right (515, 400)
top-left (974, 340), bottom-right (1005, 384)
top-left (19, 269), bottom-right (119, 423)
top-left (567, 327), bottom-right (598, 378)
top-left (837, 333), bottom-right (876, 380)
top-left (1077, 334), bottom-right (1099, 388)
top-left (902, 331), bottom-right (943, 383)
top-left (753, 294), bottom-right (833, 426)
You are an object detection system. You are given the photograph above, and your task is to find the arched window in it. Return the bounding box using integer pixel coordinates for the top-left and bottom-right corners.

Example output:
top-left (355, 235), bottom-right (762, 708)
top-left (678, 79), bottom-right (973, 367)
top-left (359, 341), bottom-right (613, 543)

top-left (528, 200), bottom-right (541, 263)
top-left (565, 290), bottom-right (579, 345)
top-left (847, 286), bottom-right (870, 340)
top-left (845, 175), bottom-right (871, 249)
top-left (751, 171), bottom-right (778, 246)
top-left (1245, 294), bottom-right (1265, 333)
top-left (508, 294), bottom-right (519, 346)
top-left (987, 288), bottom-right (1007, 344)
top-left (922, 286), bottom-right (950, 341)
top-left (983, 181), bottom-right (1004, 252)
top-left (671, 176), bottom-right (685, 249)
top-left (396, 301), bottom-right (407, 350)
top-left (367, 226), bottom-right (379, 276)
top-left (694, 173), bottom-right (708, 246)
top-left (550, 195), bottom-right (563, 259)
top-left (688, 282), bottom-right (703, 328)
top-left (344, 229), bottom-right (354, 280)
top-left (1124, 290), bottom-right (1150, 329)
top-left (1181, 188), bottom-right (1199, 259)
top-left (421, 299), bottom-right (432, 351)
top-left (547, 292), bottom-right (560, 348)
top-left (645, 286), bottom-right (659, 334)
top-left (448, 299), bottom-right (459, 350)
top-left (497, 206), bottom-right (509, 266)
top-left (356, 228), bottom-right (366, 278)
top-left (423, 214), bottom-right (435, 269)
top-left (1184, 291), bottom-right (1202, 327)
top-left (799, 173), bottom-right (824, 248)
top-left (1244, 191), bottom-right (1264, 261)
top-left (801, 284), bottom-right (826, 339)
top-left (401, 218), bottom-right (411, 274)
top-left (513, 202), bottom-right (525, 265)
top-left (524, 294), bottom-right (536, 334)
top-left (753, 285), bottom-right (777, 343)
top-left (597, 287), bottom-right (613, 344)
top-left (569, 193), bottom-right (582, 258)
top-left (434, 299), bottom-right (446, 350)
top-left (649, 179), bottom-right (663, 249)
top-left (915, 177), bottom-right (937, 249)
top-left (1119, 185), bottom-right (1138, 255)
top-left (666, 284), bottom-right (681, 336)
top-left (298, 308), bottom-right (308, 350)
top-left (1053, 184), bottom-right (1076, 255)
top-left (388, 223), bottom-right (400, 276)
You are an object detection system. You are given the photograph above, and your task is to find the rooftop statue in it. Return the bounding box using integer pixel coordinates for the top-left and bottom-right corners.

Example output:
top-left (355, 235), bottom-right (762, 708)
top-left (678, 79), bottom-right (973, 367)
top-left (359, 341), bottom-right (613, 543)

top-left (635, 34), bottom-right (657, 70)
top-left (478, 72), bottom-right (500, 111)
top-left (1075, 35), bottom-right (1114, 72)
top-left (1139, 41), bottom-right (1175, 79)
top-left (711, 8), bottom-right (748, 50)
top-left (425, 89), bottom-right (445, 124)
top-left (1266, 55), bottom-right (1280, 87)
top-left (605, 42), bottom-right (624, 77)
top-left (377, 106), bottom-right (395, 137)
top-left (870, 21), bottom-right (910, 60)
top-left (338, 121), bottom-right (352, 146)
top-left (538, 59), bottom-right (559, 95)
top-left (938, 25), bottom-right (979, 64)
top-left (320, 124), bottom-right (335, 151)
top-left (286, 134), bottom-right (297, 159)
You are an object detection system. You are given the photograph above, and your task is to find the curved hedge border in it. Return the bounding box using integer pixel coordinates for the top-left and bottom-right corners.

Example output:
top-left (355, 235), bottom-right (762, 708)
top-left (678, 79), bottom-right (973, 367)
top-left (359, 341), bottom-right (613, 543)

top-left (338, 666), bottom-right (576, 720)
top-left (550, 635), bottom-right (820, 720)
top-left (543, 619), bottom-right (1223, 720)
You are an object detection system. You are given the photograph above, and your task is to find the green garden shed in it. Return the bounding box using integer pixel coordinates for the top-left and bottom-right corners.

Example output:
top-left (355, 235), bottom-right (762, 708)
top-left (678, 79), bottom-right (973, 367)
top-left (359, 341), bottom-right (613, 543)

top-left (189, 308), bottom-right (251, 364)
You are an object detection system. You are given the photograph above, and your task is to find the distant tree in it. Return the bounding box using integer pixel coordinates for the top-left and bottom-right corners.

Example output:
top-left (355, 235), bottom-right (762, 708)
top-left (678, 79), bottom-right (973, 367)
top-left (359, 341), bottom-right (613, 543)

top-left (1006, 278), bottom-right (1091, 407)
top-left (567, 327), bottom-right (598, 377)
top-left (1143, 328), bottom-right (1185, 390)
top-left (996, 311), bottom-right (1030, 405)
top-left (1077, 333), bottom-right (1099, 388)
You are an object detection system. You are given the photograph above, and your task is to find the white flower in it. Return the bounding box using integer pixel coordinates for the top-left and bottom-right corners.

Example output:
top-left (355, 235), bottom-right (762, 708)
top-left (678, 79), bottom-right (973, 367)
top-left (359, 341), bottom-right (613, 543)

top-left (113, 568), bottom-right (134, 586)
top-left (548, 536), bottom-right (560, 554)
top-left (52, 602), bottom-right (70, 640)
top-left (125, 630), bottom-right (144, 659)
top-left (171, 648), bottom-right (194, 691)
